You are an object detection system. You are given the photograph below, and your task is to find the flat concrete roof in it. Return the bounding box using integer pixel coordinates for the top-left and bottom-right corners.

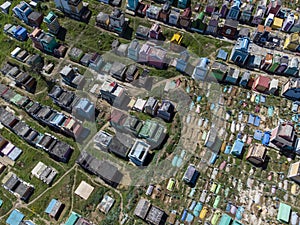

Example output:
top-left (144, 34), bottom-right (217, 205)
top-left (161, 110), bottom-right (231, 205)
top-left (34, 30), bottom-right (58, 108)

top-left (75, 181), bottom-right (94, 200)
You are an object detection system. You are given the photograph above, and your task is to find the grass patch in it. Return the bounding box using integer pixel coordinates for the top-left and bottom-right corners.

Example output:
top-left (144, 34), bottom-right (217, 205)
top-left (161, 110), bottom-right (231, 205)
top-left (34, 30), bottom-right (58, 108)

top-left (72, 169), bottom-right (120, 224)
top-left (0, 128), bottom-right (68, 200)
top-left (75, 26), bottom-right (114, 53)
top-left (28, 170), bottom-right (75, 224)
top-left (129, 111), bottom-right (153, 122)
top-left (149, 67), bottom-right (182, 79)
top-left (0, 189), bottom-right (15, 217)
top-left (182, 33), bottom-right (232, 58)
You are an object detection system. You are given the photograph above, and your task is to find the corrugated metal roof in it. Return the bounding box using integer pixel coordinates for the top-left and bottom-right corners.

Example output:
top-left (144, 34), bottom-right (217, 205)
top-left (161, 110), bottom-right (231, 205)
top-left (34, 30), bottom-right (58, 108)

top-left (219, 214), bottom-right (232, 225)
top-left (65, 212), bottom-right (80, 225)
top-left (45, 199), bottom-right (57, 214)
top-left (6, 209), bottom-right (25, 225)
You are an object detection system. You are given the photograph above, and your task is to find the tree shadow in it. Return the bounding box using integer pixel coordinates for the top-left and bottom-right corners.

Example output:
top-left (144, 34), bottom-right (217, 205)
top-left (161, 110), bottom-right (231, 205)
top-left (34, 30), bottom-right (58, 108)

top-left (261, 155), bottom-right (270, 170)
top-left (56, 27), bottom-right (67, 41)
top-left (122, 26), bottom-right (133, 40)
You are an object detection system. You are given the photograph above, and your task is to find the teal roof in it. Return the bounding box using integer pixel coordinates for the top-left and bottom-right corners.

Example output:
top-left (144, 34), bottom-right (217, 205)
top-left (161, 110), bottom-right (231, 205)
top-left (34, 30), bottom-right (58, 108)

top-left (277, 202), bottom-right (291, 223)
top-left (232, 220), bottom-right (243, 225)
top-left (193, 202), bottom-right (203, 217)
top-left (65, 212), bottom-right (80, 225)
top-left (219, 214), bottom-right (232, 225)
top-left (44, 11), bottom-right (57, 23)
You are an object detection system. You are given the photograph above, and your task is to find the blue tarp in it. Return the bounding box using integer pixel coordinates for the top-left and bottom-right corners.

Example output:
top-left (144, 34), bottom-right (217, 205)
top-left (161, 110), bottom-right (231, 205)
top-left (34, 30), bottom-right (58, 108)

top-left (226, 202), bottom-right (232, 212)
top-left (248, 114), bottom-right (255, 124)
top-left (176, 157), bottom-right (183, 167)
top-left (209, 153), bottom-right (218, 164)
top-left (186, 213), bottom-right (194, 223)
top-left (262, 132), bottom-right (271, 146)
top-left (217, 49), bottom-right (228, 60)
top-left (181, 209), bottom-right (188, 221)
top-left (260, 95), bottom-right (266, 103)
top-left (219, 214), bottom-right (232, 225)
top-left (225, 145), bottom-right (231, 154)
top-left (231, 140), bottom-right (244, 156)
top-left (50, 114), bottom-right (65, 126)
top-left (45, 199), bottom-right (57, 214)
top-left (172, 154), bottom-right (183, 168)
top-left (6, 209), bottom-right (25, 225)
top-left (254, 116), bottom-right (261, 127)
top-left (236, 206), bottom-right (244, 220)
top-left (254, 130), bottom-right (263, 140)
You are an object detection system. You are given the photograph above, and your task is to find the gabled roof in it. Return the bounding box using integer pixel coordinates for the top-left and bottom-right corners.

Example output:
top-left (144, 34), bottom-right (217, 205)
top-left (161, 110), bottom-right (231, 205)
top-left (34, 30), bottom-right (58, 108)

top-left (134, 198), bottom-right (151, 219)
top-left (224, 19), bottom-right (239, 28)
top-left (6, 209), bottom-right (25, 225)
top-left (146, 205), bottom-right (165, 225)
top-left (246, 144), bottom-right (266, 161)
top-left (255, 75), bottom-right (271, 88)
top-left (231, 139), bottom-right (244, 156)
top-left (108, 136), bottom-right (130, 158)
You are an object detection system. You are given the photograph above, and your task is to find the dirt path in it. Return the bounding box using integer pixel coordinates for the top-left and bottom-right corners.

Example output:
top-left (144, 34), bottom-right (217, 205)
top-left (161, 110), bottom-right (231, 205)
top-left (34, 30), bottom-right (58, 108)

top-left (77, 169), bottom-right (125, 223)
top-left (70, 165), bottom-right (78, 213)
top-left (27, 164), bottom-right (76, 206)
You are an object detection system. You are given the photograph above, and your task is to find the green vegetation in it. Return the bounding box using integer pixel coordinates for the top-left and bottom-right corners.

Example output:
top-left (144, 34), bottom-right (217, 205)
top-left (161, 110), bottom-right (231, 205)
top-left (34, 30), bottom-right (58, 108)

top-left (75, 28), bottom-right (114, 53)
top-left (148, 67), bottom-right (182, 79)
top-left (181, 33), bottom-right (232, 57)
top-left (100, 206), bottom-right (120, 225)
top-left (0, 0), bottom-right (295, 224)
top-left (130, 111), bottom-right (153, 122)
top-left (60, 19), bottom-right (86, 44)
top-left (72, 170), bottom-right (106, 215)
top-left (0, 128), bottom-right (66, 200)
top-left (0, 190), bottom-right (15, 217)
top-left (28, 169), bottom-right (75, 224)
top-left (73, 169), bottom-right (121, 224)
